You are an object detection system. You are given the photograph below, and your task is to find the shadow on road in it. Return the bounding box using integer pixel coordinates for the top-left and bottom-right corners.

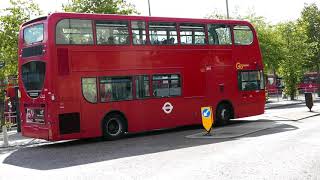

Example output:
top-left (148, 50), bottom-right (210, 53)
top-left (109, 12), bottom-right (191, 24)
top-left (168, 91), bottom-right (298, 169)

top-left (241, 124), bottom-right (298, 137)
top-left (3, 121), bottom-right (298, 170)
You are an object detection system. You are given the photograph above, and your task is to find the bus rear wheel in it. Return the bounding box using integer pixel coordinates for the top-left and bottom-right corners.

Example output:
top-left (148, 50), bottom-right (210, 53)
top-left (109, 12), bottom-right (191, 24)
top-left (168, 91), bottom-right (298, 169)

top-left (216, 103), bottom-right (233, 126)
top-left (102, 113), bottom-right (126, 140)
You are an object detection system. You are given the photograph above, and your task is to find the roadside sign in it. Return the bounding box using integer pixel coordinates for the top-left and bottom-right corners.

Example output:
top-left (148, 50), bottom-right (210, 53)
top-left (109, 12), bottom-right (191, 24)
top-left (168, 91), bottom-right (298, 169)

top-left (201, 106), bottom-right (214, 133)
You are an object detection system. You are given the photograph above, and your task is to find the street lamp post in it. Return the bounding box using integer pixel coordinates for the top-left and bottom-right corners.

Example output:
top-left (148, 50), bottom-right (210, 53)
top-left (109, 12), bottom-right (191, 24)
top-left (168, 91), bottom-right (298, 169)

top-left (0, 61), bottom-right (8, 147)
top-left (148, 0), bottom-right (151, 16)
top-left (226, 0), bottom-right (230, 19)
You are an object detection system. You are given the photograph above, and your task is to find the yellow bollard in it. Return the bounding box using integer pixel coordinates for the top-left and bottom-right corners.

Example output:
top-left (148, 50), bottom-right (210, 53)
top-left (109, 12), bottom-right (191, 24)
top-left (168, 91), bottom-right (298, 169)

top-left (201, 106), bottom-right (214, 135)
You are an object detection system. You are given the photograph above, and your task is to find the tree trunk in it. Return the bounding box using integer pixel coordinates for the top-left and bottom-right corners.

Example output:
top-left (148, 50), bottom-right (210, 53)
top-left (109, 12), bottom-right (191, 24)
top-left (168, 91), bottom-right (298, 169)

top-left (317, 64), bottom-right (320, 97)
top-left (0, 96), bottom-right (4, 127)
top-left (290, 93), bottom-right (295, 100)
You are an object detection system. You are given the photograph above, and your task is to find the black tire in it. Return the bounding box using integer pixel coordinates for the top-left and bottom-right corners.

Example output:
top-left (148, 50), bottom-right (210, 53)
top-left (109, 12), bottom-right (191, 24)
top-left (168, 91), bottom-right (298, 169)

top-left (102, 113), bottom-right (126, 140)
top-left (215, 103), bottom-right (233, 126)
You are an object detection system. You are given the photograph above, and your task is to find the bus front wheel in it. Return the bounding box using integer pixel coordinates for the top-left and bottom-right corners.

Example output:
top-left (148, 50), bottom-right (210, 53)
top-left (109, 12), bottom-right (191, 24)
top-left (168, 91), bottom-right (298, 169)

top-left (216, 103), bottom-right (233, 126)
top-left (102, 113), bottom-right (126, 140)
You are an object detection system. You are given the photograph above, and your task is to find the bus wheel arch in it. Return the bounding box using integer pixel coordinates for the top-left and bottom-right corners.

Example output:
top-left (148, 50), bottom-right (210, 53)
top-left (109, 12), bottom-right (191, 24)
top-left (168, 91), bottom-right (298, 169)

top-left (101, 110), bottom-right (128, 140)
top-left (215, 100), bottom-right (234, 126)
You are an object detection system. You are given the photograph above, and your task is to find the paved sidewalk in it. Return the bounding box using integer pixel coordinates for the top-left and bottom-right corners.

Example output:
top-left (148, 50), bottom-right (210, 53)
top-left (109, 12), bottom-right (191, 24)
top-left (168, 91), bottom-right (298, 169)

top-left (188, 102), bottom-right (320, 139)
top-left (265, 99), bottom-right (304, 109)
top-left (0, 131), bottom-right (48, 149)
top-left (265, 96), bottom-right (320, 109)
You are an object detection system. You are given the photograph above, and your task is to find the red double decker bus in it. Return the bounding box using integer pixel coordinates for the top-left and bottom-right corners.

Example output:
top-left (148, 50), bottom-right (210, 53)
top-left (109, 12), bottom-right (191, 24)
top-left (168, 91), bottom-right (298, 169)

top-left (18, 13), bottom-right (265, 141)
top-left (266, 74), bottom-right (283, 95)
top-left (298, 72), bottom-right (320, 93)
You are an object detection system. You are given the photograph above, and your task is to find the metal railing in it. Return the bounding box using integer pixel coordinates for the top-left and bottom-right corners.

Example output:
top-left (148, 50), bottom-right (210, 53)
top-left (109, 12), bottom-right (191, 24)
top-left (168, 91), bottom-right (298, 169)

top-left (3, 111), bottom-right (17, 130)
top-left (267, 87), bottom-right (319, 102)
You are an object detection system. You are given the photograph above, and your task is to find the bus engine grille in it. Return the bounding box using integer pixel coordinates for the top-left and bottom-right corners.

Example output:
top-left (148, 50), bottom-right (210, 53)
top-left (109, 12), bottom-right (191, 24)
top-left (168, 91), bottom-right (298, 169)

top-left (59, 112), bottom-right (80, 134)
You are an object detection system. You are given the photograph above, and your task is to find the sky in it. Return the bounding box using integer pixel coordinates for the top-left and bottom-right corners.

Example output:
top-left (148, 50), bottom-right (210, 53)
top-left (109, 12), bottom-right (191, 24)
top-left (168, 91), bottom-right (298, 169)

top-left (1, 0), bottom-right (320, 24)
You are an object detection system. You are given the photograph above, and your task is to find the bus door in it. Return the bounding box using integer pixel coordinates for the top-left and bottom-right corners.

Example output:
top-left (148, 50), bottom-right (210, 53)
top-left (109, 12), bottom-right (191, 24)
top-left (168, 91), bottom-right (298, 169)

top-left (150, 74), bottom-right (183, 128)
top-left (78, 77), bottom-right (100, 137)
top-left (207, 24), bottom-right (234, 101)
top-left (207, 49), bottom-right (233, 100)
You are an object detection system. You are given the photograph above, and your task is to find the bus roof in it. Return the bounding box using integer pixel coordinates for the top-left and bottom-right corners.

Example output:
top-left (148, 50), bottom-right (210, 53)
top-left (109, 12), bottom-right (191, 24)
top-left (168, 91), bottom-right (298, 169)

top-left (22, 16), bottom-right (47, 27)
top-left (23, 12), bottom-right (253, 27)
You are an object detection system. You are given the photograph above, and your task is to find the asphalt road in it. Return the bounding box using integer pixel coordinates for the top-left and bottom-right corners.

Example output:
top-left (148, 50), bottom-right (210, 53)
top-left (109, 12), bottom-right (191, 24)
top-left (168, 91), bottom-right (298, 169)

top-left (0, 103), bottom-right (320, 180)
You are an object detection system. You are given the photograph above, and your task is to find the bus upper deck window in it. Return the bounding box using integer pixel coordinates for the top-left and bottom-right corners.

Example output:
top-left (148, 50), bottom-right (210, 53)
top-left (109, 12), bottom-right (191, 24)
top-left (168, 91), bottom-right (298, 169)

top-left (149, 22), bottom-right (177, 45)
top-left (132, 21), bottom-right (146, 45)
top-left (56, 19), bottom-right (93, 45)
top-left (180, 23), bottom-right (205, 45)
top-left (233, 25), bottom-right (253, 45)
top-left (207, 24), bottom-right (232, 45)
top-left (96, 20), bottom-right (129, 45)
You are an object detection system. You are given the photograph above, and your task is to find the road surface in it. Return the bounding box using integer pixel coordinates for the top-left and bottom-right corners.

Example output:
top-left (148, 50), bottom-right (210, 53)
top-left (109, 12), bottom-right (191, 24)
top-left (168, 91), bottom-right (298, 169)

top-left (0, 103), bottom-right (319, 180)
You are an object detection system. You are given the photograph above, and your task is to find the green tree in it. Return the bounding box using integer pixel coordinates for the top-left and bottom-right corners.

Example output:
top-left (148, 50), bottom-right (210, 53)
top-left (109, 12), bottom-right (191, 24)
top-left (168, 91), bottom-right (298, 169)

top-left (206, 9), bottom-right (228, 20)
top-left (63, 0), bottom-right (139, 15)
top-left (245, 14), bottom-right (285, 75)
top-left (277, 22), bottom-right (312, 100)
top-left (300, 3), bottom-right (320, 95)
top-left (0, 0), bottom-right (41, 78)
top-left (257, 25), bottom-right (285, 75)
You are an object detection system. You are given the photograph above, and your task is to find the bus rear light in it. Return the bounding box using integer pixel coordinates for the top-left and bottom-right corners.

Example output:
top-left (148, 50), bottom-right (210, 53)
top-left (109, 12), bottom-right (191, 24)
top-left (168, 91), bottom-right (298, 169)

top-left (51, 94), bottom-right (55, 101)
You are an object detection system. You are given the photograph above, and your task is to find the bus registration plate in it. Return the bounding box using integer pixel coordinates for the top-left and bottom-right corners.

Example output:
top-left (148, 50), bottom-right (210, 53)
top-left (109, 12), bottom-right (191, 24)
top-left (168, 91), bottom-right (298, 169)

top-left (26, 108), bottom-right (45, 124)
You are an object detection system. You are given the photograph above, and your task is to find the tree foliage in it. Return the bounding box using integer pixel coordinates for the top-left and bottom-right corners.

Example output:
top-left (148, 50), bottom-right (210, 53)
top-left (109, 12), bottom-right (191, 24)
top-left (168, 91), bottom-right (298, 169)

top-left (63, 0), bottom-right (139, 15)
top-left (277, 22), bottom-right (312, 99)
top-left (300, 3), bottom-right (320, 67)
top-left (0, 0), bottom-right (41, 78)
top-left (300, 3), bottom-right (320, 95)
top-left (244, 14), bottom-right (285, 74)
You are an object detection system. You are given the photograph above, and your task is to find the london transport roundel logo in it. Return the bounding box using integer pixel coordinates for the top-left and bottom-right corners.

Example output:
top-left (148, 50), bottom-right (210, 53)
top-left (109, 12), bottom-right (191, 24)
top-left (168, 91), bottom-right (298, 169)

top-left (162, 102), bottom-right (173, 114)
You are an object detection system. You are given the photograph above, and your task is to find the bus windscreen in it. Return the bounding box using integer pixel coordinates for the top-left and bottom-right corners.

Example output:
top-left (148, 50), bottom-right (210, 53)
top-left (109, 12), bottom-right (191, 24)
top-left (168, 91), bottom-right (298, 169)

top-left (21, 61), bottom-right (46, 98)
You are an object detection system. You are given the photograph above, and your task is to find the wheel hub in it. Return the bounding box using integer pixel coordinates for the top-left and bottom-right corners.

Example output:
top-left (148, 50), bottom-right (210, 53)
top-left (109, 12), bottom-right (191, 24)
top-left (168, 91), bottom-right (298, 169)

top-left (221, 109), bottom-right (227, 120)
top-left (107, 118), bottom-right (121, 136)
